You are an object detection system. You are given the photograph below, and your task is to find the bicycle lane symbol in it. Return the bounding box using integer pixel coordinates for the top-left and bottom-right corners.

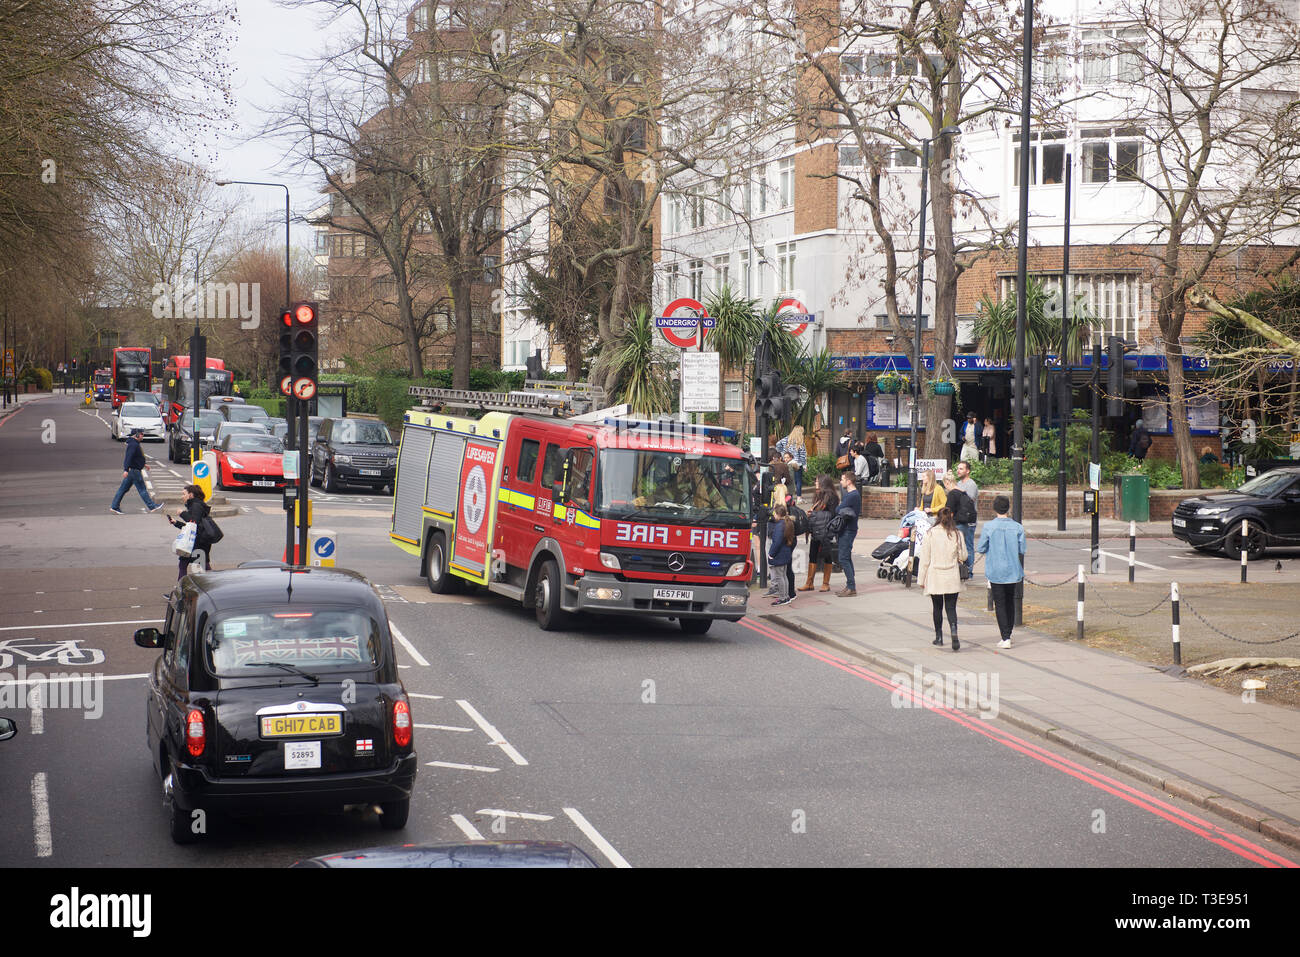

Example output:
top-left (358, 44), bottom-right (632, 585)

top-left (0, 637), bottom-right (106, 669)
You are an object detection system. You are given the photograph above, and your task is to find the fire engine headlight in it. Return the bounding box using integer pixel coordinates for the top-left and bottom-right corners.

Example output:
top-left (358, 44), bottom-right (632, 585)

top-left (721, 593), bottom-right (748, 607)
top-left (726, 561), bottom-right (747, 577)
top-left (585, 587), bottom-right (622, 601)
top-left (598, 552), bottom-right (620, 570)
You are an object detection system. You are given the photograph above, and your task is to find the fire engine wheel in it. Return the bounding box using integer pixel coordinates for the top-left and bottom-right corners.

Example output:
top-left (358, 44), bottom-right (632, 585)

top-left (424, 536), bottom-right (458, 595)
top-left (534, 559), bottom-right (572, 631)
top-left (679, 618), bottom-right (712, 635)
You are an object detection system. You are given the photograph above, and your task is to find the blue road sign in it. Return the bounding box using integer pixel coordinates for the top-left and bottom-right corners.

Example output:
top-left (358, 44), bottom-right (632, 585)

top-left (193, 462), bottom-right (210, 478)
top-left (314, 537), bottom-right (335, 557)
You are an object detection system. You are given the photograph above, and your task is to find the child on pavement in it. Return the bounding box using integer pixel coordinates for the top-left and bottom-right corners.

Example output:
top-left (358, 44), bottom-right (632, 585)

top-left (768, 503), bottom-right (795, 606)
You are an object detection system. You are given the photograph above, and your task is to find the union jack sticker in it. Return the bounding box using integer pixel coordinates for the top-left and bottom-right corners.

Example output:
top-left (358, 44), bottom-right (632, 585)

top-left (355, 738), bottom-right (374, 753)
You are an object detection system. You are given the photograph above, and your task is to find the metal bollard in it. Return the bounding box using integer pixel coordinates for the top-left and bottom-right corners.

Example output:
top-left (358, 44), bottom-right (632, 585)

top-left (1240, 519), bottom-right (1248, 584)
top-left (1077, 565), bottom-right (1085, 641)
top-left (1171, 581), bottom-right (1181, 666)
top-left (1128, 521), bottom-right (1136, 584)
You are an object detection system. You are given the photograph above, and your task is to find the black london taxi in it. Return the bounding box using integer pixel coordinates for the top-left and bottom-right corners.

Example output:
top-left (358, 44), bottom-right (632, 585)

top-left (135, 563), bottom-right (417, 844)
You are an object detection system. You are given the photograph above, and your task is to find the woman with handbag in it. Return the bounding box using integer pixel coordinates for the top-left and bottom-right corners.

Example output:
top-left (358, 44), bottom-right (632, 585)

top-left (917, 506), bottom-right (967, 651)
top-left (167, 484), bottom-right (216, 578)
top-left (799, 475), bottom-right (840, 592)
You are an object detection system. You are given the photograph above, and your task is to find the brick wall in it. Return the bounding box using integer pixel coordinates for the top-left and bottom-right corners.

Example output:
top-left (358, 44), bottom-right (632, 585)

top-left (794, 144), bottom-right (837, 234)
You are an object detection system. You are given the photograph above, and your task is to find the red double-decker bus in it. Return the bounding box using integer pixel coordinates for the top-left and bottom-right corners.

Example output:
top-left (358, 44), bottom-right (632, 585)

top-left (161, 355), bottom-right (234, 425)
top-left (111, 347), bottom-right (151, 409)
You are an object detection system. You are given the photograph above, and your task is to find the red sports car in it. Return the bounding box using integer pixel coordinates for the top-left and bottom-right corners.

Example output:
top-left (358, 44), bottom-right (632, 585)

top-left (215, 433), bottom-right (288, 490)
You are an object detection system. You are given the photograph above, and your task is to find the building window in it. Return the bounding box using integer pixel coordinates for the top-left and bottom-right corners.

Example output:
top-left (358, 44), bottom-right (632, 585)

top-left (315, 231), bottom-right (330, 254)
top-left (625, 117), bottom-right (647, 150)
top-left (739, 250), bottom-right (751, 294)
top-left (1082, 27), bottom-right (1145, 87)
top-left (725, 381), bottom-right (742, 412)
top-left (329, 233), bottom-right (366, 257)
top-left (482, 255), bottom-right (499, 284)
top-left (1012, 129), bottom-right (1067, 185)
top-left (775, 241), bottom-right (795, 292)
top-left (713, 254), bottom-right (729, 290)
top-left (689, 185), bottom-right (705, 229)
top-left (1081, 128), bottom-right (1143, 184)
top-left (688, 259), bottom-right (704, 300)
top-left (413, 3), bottom-right (428, 30)
top-left (415, 56), bottom-right (432, 83)
top-left (1000, 273), bottom-right (1143, 344)
top-left (665, 262), bottom-right (680, 300)
top-left (778, 157), bottom-right (794, 208)
top-left (755, 164), bottom-right (768, 213)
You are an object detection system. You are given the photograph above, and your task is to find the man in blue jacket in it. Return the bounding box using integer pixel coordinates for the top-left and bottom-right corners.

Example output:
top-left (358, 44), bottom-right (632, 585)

top-left (976, 495), bottom-right (1026, 648)
top-left (110, 427), bottom-right (164, 514)
top-left (836, 470), bottom-right (861, 596)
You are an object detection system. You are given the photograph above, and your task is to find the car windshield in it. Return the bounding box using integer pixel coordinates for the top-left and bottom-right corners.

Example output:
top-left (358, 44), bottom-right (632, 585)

top-left (1235, 471), bottom-right (1298, 498)
top-left (121, 403), bottom-right (158, 417)
top-left (182, 412), bottom-right (222, 430)
top-left (227, 435), bottom-right (284, 454)
top-left (333, 420), bottom-right (393, 444)
top-left (133, 392), bottom-right (159, 404)
top-left (597, 449), bottom-right (750, 523)
top-left (205, 608), bottom-right (382, 675)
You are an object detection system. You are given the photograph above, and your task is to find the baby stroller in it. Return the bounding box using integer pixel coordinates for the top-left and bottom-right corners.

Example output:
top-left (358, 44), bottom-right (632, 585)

top-left (872, 508), bottom-right (931, 582)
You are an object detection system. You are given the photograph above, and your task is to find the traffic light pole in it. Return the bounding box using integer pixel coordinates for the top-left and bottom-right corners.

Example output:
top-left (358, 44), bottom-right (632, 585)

top-left (1091, 343), bottom-right (1101, 574)
top-left (285, 394), bottom-right (297, 565)
top-left (298, 400), bottom-right (309, 567)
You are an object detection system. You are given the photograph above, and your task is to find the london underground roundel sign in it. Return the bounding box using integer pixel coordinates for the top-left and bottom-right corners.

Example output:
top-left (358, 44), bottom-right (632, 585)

top-left (657, 297), bottom-right (710, 349)
top-left (779, 298), bottom-right (812, 337)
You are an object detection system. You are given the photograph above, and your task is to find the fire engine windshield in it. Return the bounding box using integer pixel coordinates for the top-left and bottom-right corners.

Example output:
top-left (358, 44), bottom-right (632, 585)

top-left (597, 450), bottom-right (750, 525)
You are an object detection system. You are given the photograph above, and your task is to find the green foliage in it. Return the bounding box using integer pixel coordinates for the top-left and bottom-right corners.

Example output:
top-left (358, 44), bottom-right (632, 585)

top-left (607, 306), bottom-right (674, 416)
top-left (969, 457), bottom-right (1012, 486)
top-left (1231, 431), bottom-right (1290, 462)
top-left (892, 471), bottom-right (908, 487)
top-left (704, 285), bottom-right (763, 373)
top-left (806, 453), bottom-right (837, 481)
top-left (1199, 461), bottom-right (1226, 487)
top-left (19, 366), bottom-right (53, 390)
top-left (786, 348), bottom-right (843, 431)
top-left (974, 277), bottom-right (1101, 367)
top-left (1140, 458), bottom-right (1182, 489)
top-left (244, 396), bottom-right (285, 418)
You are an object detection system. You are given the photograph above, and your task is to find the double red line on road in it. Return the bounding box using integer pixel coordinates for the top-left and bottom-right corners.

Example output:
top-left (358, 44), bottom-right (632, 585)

top-left (739, 616), bottom-right (1296, 868)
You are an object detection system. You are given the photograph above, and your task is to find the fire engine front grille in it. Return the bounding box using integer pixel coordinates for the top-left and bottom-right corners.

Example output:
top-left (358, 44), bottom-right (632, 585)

top-left (609, 548), bottom-right (733, 576)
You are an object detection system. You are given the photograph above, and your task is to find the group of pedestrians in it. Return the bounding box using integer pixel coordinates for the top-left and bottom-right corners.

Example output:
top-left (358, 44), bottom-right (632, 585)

top-left (108, 426), bottom-right (219, 579)
top-left (766, 469), bottom-right (860, 605)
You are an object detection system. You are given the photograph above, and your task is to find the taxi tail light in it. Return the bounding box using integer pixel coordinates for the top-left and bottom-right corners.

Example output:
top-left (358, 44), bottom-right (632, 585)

top-left (392, 697), bottom-right (412, 749)
top-left (185, 708), bottom-right (206, 757)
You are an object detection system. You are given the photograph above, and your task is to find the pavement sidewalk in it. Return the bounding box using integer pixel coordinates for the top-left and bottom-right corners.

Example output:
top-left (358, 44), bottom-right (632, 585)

top-left (0, 391), bottom-right (56, 425)
top-left (755, 553), bottom-right (1300, 851)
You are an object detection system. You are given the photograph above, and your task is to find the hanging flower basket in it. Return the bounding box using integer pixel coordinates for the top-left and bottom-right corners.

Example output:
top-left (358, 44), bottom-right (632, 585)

top-left (875, 371), bottom-right (907, 394)
top-left (928, 379), bottom-right (957, 397)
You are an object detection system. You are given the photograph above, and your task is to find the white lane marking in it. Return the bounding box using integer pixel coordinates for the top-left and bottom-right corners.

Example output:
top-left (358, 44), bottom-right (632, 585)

top-left (456, 699), bottom-right (528, 766)
top-left (387, 621), bottom-right (429, 667)
top-left (0, 673), bottom-right (148, 691)
top-left (32, 773), bottom-right (53, 858)
top-left (407, 692), bottom-right (444, 700)
top-left (450, 813), bottom-right (486, 840)
top-left (0, 619), bottom-right (161, 633)
top-left (562, 807), bottom-right (630, 869)
top-left (426, 760), bottom-right (499, 773)
top-left (476, 809), bottom-right (554, 822)
top-left (414, 723), bottom-right (474, 732)
top-left (28, 687), bottom-right (43, 734)
top-left (1099, 549), bottom-right (1165, 571)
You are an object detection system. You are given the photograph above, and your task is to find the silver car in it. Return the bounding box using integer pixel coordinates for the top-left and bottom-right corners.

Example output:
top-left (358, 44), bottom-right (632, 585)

top-left (112, 402), bottom-right (166, 441)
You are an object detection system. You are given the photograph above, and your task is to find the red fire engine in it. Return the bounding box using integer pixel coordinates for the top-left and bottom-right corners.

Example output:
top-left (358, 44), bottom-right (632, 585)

top-left (389, 386), bottom-right (753, 633)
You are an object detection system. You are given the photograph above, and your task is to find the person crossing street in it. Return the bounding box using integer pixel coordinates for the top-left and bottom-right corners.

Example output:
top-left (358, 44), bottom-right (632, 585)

top-left (110, 427), bottom-right (164, 514)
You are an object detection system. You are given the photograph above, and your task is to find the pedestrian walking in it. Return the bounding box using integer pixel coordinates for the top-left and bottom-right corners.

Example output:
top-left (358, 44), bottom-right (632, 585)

top-left (918, 507), bottom-right (967, 651)
top-left (775, 426), bottom-right (807, 497)
top-left (835, 470), bottom-right (860, 596)
top-left (799, 475), bottom-right (839, 593)
top-left (110, 427), bottom-right (164, 514)
top-left (960, 412), bottom-right (981, 464)
top-left (768, 503), bottom-right (795, 606)
top-left (953, 460), bottom-right (979, 577)
top-left (976, 495), bottom-right (1026, 649)
top-left (982, 417), bottom-right (997, 459)
top-left (167, 484), bottom-right (216, 579)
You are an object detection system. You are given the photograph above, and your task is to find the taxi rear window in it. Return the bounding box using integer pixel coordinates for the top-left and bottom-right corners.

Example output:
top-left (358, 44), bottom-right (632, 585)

top-left (205, 609), bottom-right (382, 674)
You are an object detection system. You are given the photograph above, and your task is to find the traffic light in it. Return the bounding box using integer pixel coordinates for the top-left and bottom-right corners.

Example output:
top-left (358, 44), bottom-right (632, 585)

top-left (1053, 369), bottom-right (1073, 423)
top-left (281, 302), bottom-right (319, 402)
top-left (1027, 355), bottom-right (1044, 418)
top-left (754, 369), bottom-right (785, 420)
top-left (781, 383), bottom-right (802, 424)
top-left (1106, 336), bottom-right (1138, 417)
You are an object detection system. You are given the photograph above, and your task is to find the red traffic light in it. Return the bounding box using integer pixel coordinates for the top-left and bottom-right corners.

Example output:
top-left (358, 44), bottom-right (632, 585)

top-left (280, 310), bottom-right (293, 328)
top-left (294, 304), bottom-right (316, 324)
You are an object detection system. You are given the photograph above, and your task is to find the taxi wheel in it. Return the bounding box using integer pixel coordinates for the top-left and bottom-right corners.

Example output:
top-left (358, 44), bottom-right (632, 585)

top-left (679, 618), bottom-right (712, 635)
top-left (534, 559), bottom-right (572, 631)
top-left (424, 536), bottom-right (459, 595)
top-left (379, 798), bottom-right (409, 830)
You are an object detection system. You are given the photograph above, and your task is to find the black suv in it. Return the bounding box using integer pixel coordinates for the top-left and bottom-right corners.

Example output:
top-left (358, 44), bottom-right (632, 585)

top-left (135, 564), bottom-right (417, 843)
top-left (1171, 466), bottom-right (1300, 559)
top-left (311, 417), bottom-right (397, 493)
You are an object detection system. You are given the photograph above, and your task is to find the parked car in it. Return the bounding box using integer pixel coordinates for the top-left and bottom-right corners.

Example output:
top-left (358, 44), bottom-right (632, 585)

top-left (168, 410), bottom-right (223, 462)
top-left (1171, 466), bottom-right (1300, 559)
top-left (111, 402), bottom-right (166, 441)
top-left (135, 564), bottom-right (417, 843)
top-left (311, 417), bottom-right (398, 493)
top-left (215, 432), bottom-right (289, 490)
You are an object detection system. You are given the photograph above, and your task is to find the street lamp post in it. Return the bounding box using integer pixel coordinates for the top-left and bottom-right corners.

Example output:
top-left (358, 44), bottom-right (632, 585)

top-left (904, 125), bottom-right (959, 589)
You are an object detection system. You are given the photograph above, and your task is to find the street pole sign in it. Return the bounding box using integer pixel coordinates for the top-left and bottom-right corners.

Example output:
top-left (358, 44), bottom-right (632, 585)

top-left (656, 297), bottom-right (712, 348)
top-left (2, 349), bottom-right (13, 378)
top-left (681, 351), bottom-right (720, 413)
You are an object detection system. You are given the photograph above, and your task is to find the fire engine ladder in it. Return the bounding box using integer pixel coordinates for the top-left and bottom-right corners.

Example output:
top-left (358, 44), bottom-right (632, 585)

top-left (407, 385), bottom-right (569, 415)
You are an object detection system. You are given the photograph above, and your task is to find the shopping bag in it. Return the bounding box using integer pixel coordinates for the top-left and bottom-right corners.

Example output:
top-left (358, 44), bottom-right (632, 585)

top-left (172, 522), bottom-right (197, 557)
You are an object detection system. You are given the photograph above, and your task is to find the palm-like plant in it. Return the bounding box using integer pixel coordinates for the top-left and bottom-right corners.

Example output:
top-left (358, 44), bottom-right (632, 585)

top-left (605, 305), bottom-right (674, 416)
top-left (756, 300), bottom-right (804, 378)
top-left (974, 278), bottom-right (1101, 366)
top-left (704, 285), bottom-right (763, 373)
top-left (786, 347), bottom-right (843, 433)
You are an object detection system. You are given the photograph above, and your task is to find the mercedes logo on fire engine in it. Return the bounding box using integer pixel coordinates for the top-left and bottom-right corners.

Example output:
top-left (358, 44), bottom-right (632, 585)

top-left (667, 552), bottom-right (686, 572)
